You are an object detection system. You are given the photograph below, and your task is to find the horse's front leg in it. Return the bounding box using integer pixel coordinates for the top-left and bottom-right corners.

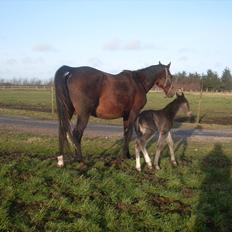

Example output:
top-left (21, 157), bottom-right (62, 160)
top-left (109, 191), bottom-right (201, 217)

top-left (122, 118), bottom-right (132, 158)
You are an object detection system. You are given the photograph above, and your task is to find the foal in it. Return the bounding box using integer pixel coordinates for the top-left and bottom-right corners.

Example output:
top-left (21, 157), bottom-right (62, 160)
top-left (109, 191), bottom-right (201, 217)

top-left (134, 92), bottom-right (192, 171)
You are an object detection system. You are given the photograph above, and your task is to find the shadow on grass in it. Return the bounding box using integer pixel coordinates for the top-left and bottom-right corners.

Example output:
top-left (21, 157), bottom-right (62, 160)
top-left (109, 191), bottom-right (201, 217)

top-left (194, 143), bottom-right (232, 232)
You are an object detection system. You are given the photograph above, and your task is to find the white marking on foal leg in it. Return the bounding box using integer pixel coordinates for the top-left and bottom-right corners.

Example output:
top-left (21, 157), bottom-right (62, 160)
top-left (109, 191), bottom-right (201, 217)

top-left (135, 142), bottom-right (141, 172)
top-left (166, 132), bottom-right (177, 166)
top-left (57, 155), bottom-right (64, 167)
top-left (143, 148), bottom-right (152, 169)
top-left (139, 142), bottom-right (152, 169)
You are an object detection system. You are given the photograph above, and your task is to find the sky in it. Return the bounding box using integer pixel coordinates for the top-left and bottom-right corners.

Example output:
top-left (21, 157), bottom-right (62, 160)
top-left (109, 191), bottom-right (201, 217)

top-left (0, 0), bottom-right (232, 80)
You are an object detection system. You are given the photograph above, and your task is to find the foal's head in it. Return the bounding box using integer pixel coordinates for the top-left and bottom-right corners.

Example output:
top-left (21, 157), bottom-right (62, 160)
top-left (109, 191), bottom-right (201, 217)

top-left (155, 61), bottom-right (175, 97)
top-left (176, 92), bottom-right (192, 117)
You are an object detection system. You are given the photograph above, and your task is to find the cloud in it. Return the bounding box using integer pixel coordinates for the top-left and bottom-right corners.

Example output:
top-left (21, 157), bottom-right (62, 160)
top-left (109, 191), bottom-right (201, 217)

top-left (87, 57), bottom-right (103, 67)
top-left (103, 39), bottom-right (152, 51)
top-left (103, 38), bottom-right (122, 50)
top-left (178, 56), bottom-right (188, 62)
top-left (21, 57), bottom-right (45, 64)
top-left (5, 58), bottom-right (17, 65)
top-left (32, 43), bottom-right (57, 52)
top-left (123, 40), bottom-right (141, 50)
top-left (178, 48), bottom-right (196, 54)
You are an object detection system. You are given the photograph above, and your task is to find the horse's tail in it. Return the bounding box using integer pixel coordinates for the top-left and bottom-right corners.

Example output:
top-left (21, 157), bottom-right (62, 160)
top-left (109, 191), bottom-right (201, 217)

top-left (54, 65), bottom-right (75, 154)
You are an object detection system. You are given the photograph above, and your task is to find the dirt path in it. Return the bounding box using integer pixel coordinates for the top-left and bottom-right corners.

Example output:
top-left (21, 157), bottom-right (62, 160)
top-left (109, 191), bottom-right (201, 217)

top-left (1, 115), bottom-right (232, 142)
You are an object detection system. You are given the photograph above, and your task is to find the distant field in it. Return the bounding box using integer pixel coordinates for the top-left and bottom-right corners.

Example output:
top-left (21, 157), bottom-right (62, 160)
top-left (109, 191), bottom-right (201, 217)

top-left (0, 128), bottom-right (232, 231)
top-left (0, 88), bottom-right (232, 125)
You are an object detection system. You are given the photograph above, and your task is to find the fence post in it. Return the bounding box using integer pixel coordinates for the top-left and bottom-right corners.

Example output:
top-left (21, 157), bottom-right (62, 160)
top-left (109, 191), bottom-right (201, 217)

top-left (196, 80), bottom-right (203, 124)
top-left (51, 86), bottom-right (54, 114)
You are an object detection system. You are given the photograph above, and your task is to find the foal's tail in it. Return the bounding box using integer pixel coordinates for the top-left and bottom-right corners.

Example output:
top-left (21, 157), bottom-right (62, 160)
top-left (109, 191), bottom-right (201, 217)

top-left (134, 116), bottom-right (142, 138)
top-left (54, 65), bottom-right (75, 153)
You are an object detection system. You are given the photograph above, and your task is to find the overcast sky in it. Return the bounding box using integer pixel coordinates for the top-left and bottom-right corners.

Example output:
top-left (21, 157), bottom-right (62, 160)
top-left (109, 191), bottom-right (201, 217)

top-left (0, 0), bottom-right (232, 80)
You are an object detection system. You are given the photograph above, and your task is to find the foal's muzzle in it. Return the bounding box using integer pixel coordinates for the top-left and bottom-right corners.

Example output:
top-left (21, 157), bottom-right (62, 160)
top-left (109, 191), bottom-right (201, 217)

top-left (187, 111), bottom-right (193, 117)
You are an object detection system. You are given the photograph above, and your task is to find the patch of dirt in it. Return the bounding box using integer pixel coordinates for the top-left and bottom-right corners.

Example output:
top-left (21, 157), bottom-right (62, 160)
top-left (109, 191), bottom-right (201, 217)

top-left (181, 187), bottom-right (194, 198)
top-left (150, 193), bottom-right (191, 216)
top-left (115, 199), bottom-right (141, 214)
top-left (0, 151), bottom-right (55, 163)
top-left (202, 116), bottom-right (232, 125)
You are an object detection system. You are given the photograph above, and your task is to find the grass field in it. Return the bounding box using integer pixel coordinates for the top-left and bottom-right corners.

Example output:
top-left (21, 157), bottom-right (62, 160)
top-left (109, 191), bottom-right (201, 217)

top-left (0, 88), bottom-right (232, 125)
top-left (0, 127), bottom-right (232, 231)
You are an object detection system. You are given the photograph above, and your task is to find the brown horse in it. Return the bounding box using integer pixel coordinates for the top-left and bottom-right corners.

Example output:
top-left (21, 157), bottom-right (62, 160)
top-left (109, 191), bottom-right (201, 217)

top-left (54, 62), bottom-right (174, 167)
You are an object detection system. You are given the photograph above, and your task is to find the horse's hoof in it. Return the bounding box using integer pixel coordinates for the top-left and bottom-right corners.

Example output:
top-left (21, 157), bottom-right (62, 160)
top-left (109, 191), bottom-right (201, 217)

top-left (136, 167), bottom-right (141, 172)
top-left (123, 153), bottom-right (131, 159)
top-left (57, 155), bottom-right (64, 168)
top-left (57, 163), bottom-right (64, 168)
top-left (74, 155), bottom-right (83, 162)
top-left (155, 165), bottom-right (161, 171)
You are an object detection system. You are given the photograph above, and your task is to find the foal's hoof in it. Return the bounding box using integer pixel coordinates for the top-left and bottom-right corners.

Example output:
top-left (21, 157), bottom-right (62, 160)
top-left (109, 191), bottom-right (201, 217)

top-left (155, 165), bottom-right (161, 171)
top-left (136, 167), bottom-right (141, 172)
top-left (171, 161), bottom-right (178, 166)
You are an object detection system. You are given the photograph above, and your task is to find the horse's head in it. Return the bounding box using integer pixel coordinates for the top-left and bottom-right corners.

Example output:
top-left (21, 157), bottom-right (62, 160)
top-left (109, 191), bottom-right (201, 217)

top-left (155, 61), bottom-right (175, 97)
top-left (176, 91), bottom-right (192, 117)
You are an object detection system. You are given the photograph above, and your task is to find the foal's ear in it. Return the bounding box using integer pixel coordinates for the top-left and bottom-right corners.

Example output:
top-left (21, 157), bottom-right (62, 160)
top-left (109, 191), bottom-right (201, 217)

top-left (159, 61), bottom-right (162, 65)
top-left (167, 62), bottom-right (171, 68)
top-left (176, 92), bottom-right (180, 97)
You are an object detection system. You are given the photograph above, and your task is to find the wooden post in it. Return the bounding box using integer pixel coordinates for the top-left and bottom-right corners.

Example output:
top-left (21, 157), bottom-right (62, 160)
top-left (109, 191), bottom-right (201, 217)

top-left (51, 86), bottom-right (54, 114)
top-left (196, 80), bottom-right (203, 124)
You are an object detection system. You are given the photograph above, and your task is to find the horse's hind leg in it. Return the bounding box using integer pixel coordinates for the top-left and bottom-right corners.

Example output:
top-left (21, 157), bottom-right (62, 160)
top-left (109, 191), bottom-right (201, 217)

top-left (166, 131), bottom-right (177, 166)
top-left (123, 110), bottom-right (140, 159)
top-left (72, 113), bottom-right (90, 161)
top-left (57, 108), bottom-right (74, 167)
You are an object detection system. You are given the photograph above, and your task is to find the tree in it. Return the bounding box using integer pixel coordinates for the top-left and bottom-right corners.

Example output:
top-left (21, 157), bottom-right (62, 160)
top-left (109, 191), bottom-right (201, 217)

top-left (221, 67), bottom-right (232, 91)
top-left (202, 69), bottom-right (220, 91)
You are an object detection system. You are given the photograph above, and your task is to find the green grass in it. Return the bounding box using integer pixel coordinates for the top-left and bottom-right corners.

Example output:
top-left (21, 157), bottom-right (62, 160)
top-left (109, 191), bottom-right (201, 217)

top-left (1, 128), bottom-right (232, 231)
top-left (0, 88), bottom-right (232, 125)
top-left (0, 88), bottom-right (52, 112)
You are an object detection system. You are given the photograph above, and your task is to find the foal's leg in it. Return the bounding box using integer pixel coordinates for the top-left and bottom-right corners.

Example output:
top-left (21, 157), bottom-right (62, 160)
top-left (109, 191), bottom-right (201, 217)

top-left (154, 132), bottom-right (167, 170)
top-left (138, 135), bottom-right (152, 169)
top-left (135, 140), bottom-right (142, 171)
top-left (166, 131), bottom-right (177, 166)
top-left (72, 113), bottom-right (90, 161)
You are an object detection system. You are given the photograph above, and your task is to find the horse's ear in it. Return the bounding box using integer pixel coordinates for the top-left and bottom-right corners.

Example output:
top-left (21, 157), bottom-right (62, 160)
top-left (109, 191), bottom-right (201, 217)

top-left (159, 61), bottom-right (162, 65)
top-left (167, 62), bottom-right (171, 68)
